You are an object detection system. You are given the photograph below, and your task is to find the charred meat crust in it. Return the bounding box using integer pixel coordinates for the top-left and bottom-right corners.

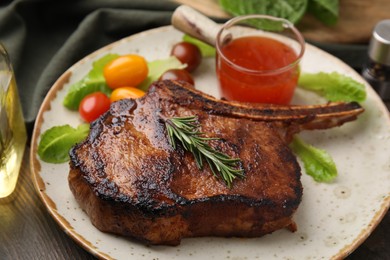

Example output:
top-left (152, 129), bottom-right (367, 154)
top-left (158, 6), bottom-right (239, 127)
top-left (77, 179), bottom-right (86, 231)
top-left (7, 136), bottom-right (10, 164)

top-left (69, 110), bottom-right (302, 217)
top-left (68, 80), bottom-right (363, 245)
top-left (69, 163), bottom-right (300, 246)
top-left (152, 80), bottom-right (363, 124)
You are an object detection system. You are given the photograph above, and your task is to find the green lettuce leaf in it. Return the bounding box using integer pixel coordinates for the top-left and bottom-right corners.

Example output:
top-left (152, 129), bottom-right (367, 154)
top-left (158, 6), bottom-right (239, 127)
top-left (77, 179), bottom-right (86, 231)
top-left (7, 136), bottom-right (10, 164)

top-left (308, 0), bottom-right (339, 26)
top-left (219, 0), bottom-right (308, 25)
top-left (38, 124), bottom-right (90, 163)
top-left (138, 56), bottom-right (186, 91)
top-left (63, 54), bottom-right (119, 110)
top-left (183, 34), bottom-right (216, 57)
top-left (290, 136), bottom-right (337, 182)
top-left (298, 72), bottom-right (366, 103)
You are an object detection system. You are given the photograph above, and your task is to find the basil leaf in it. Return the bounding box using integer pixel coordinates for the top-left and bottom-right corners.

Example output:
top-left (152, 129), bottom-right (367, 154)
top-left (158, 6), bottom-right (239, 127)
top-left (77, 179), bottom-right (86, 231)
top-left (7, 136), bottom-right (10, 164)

top-left (298, 72), bottom-right (366, 103)
top-left (38, 124), bottom-right (90, 163)
top-left (308, 0), bottom-right (339, 26)
top-left (219, 0), bottom-right (308, 25)
top-left (63, 54), bottom-right (119, 110)
top-left (290, 136), bottom-right (337, 182)
top-left (138, 56), bottom-right (186, 91)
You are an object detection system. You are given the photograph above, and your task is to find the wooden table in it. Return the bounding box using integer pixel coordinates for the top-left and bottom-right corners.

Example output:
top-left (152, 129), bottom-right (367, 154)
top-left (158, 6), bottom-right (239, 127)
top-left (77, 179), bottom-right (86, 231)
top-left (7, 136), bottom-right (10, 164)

top-left (0, 101), bottom-right (389, 259)
top-left (174, 0), bottom-right (390, 44)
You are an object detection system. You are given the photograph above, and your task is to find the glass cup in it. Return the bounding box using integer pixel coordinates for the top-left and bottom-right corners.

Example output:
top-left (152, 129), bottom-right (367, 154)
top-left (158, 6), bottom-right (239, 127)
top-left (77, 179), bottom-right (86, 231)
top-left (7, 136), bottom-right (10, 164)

top-left (0, 43), bottom-right (27, 198)
top-left (215, 15), bottom-right (305, 104)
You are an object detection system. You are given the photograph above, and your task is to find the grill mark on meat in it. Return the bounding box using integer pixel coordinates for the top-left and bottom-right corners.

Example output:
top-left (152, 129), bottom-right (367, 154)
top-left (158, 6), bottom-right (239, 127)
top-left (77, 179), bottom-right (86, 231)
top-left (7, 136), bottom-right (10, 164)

top-left (68, 80), bottom-right (363, 245)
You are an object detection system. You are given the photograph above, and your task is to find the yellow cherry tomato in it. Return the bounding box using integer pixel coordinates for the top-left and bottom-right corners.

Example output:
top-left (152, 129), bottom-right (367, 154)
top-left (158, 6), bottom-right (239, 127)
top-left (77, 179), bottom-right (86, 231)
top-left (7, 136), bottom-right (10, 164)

top-left (103, 54), bottom-right (148, 89)
top-left (110, 87), bottom-right (146, 102)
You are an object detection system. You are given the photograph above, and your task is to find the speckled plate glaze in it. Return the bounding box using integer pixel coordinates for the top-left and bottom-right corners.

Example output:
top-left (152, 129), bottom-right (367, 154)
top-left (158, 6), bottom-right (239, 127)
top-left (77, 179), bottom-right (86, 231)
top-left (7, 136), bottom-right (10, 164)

top-left (30, 26), bottom-right (390, 260)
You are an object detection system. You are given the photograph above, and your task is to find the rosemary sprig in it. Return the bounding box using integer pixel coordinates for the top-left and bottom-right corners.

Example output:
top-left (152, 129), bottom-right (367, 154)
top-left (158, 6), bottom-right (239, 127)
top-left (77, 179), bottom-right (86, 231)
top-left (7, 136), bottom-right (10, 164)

top-left (165, 116), bottom-right (244, 188)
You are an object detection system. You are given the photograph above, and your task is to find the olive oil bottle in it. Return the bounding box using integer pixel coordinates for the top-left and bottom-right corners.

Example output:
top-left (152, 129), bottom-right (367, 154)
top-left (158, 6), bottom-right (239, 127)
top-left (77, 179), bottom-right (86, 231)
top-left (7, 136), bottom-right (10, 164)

top-left (0, 44), bottom-right (27, 198)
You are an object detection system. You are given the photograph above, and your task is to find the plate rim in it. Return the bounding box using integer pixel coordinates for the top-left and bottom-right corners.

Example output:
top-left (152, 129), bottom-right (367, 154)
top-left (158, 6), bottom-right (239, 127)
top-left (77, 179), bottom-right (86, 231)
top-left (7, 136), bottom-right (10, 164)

top-left (30, 25), bottom-right (390, 260)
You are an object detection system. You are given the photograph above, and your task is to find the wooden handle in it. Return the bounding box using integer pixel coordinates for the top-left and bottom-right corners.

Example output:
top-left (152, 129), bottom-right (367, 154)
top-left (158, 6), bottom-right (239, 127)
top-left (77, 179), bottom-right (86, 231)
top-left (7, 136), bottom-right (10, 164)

top-left (171, 5), bottom-right (221, 47)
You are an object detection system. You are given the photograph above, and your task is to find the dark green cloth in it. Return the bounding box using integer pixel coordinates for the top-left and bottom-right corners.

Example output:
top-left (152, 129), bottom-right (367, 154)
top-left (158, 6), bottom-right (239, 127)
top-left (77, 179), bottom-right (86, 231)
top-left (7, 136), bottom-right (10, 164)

top-left (0, 0), bottom-right (180, 136)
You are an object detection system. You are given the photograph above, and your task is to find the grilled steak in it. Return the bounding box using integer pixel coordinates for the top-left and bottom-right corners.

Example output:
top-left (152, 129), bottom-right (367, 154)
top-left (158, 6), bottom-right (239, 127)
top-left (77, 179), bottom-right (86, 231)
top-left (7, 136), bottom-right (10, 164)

top-left (68, 80), bottom-right (364, 245)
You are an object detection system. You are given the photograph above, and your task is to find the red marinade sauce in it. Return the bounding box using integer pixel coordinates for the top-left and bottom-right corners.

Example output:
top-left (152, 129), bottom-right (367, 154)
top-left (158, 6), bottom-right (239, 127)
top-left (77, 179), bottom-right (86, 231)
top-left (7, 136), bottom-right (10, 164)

top-left (217, 36), bottom-right (300, 104)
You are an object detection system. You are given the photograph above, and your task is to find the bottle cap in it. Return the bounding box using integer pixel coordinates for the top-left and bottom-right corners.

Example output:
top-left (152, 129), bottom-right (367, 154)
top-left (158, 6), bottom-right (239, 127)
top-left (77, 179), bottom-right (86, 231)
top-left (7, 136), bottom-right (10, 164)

top-left (368, 19), bottom-right (390, 66)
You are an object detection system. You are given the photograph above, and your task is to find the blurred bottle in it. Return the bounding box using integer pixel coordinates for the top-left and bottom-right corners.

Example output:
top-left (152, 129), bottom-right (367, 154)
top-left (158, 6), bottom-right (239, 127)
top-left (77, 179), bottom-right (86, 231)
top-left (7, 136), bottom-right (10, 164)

top-left (362, 19), bottom-right (390, 101)
top-left (0, 43), bottom-right (27, 199)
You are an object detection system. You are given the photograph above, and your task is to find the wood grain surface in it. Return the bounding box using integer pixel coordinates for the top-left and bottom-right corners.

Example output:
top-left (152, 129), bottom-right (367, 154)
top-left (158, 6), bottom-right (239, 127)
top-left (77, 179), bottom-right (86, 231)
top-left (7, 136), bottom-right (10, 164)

top-left (0, 147), bottom-right (95, 260)
top-left (174, 0), bottom-right (390, 44)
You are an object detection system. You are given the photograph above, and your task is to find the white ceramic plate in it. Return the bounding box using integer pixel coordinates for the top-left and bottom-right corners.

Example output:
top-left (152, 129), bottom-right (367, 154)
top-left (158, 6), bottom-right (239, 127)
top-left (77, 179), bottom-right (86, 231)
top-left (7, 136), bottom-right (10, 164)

top-left (30, 26), bottom-right (390, 260)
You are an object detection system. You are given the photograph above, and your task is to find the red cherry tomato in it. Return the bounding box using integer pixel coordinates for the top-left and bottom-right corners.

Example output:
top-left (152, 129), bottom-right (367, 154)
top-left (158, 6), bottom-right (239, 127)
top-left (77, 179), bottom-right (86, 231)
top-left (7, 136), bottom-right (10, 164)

top-left (170, 42), bottom-right (202, 72)
top-left (159, 69), bottom-right (195, 86)
top-left (79, 92), bottom-right (111, 122)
